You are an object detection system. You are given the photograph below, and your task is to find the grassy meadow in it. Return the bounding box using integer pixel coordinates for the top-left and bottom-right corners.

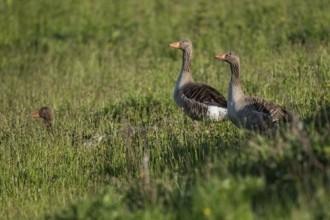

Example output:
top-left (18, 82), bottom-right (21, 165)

top-left (0, 0), bottom-right (330, 219)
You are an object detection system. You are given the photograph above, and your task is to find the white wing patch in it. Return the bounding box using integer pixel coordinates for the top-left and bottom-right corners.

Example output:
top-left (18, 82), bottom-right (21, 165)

top-left (206, 106), bottom-right (228, 121)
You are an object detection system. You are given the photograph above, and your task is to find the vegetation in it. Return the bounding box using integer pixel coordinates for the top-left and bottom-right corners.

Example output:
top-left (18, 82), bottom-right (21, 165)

top-left (0, 0), bottom-right (329, 219)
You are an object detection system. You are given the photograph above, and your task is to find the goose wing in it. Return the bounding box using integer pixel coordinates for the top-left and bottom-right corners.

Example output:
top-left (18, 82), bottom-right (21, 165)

top-left (181, 83), bottom-right (227, 107)
top-left (178, 83), bottom-right (227, 120)
top-left (247, 96), bottom-right (292, 123)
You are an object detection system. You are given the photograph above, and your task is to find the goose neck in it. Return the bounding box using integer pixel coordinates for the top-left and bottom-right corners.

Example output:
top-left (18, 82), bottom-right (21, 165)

top-left (181, 49), bottom-right (192, 73)
top-left (176, 49), bottom-right (194, 89)
top-left (230, 62), bottom-right (241, 86)
top-left (228, 62), bottom-right (244, 99)
top-left (44, 119), bottom-right (53, 131)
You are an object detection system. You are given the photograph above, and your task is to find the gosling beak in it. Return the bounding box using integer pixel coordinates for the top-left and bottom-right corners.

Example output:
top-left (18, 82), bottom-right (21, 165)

top-left (32, 113), bottom-right (40, 118)
top-left (214, 54), bottom-right (226, 60)
top-left (168, 41), bottom-right (180, 49)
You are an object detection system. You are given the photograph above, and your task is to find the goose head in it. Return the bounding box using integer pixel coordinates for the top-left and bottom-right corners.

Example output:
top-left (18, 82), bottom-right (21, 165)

top-left (214, 51), bottom-right (240, 65)
top-left (168, 39), bottom-right (192, 51)
top-left (32, 106), bottom-right (54, 129)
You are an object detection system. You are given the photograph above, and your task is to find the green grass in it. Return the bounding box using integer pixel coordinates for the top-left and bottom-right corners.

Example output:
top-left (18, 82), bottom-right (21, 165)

top-left (0, 0), bottom-right (330, 219)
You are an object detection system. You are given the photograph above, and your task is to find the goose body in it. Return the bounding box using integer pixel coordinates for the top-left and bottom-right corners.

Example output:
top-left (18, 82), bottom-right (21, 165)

top-left (169, 39), bottom-right (227, 122)
top-left (214, 52), bottom-right (293, 131)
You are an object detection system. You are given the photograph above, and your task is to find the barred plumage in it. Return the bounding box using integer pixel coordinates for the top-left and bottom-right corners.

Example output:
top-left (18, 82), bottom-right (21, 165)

top-left (215, 52), bottom-right (295, 132)
top-left (169, 39), bottom-right (227, 122)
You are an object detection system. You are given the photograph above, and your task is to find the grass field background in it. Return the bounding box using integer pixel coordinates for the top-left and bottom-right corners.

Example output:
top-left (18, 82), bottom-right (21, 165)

top-left (0, 0), bottom-right (330, 219)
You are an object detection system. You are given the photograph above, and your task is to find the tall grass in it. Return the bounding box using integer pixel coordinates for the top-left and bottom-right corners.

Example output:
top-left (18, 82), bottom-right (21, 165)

top-left (0, 0), bottom-right (329, 219)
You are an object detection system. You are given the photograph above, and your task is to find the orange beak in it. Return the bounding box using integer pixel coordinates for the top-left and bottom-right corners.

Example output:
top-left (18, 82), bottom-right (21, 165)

top-left (214, 54), bottom-right (226, 60)
top-left (168, 41), bottom-right (180, 49)
top-left (32, 113), bottom-right (40, 118)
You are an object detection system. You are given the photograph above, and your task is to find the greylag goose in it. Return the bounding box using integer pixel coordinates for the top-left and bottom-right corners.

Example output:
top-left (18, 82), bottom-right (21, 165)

top-left (32, 106), bottom-right (105, 145)
top-left (169, 39), bottom-right (227, 121)
top-left (32, 106), bottom-right (54, 132)
top-left (214, 52), bottom-right (293, 132)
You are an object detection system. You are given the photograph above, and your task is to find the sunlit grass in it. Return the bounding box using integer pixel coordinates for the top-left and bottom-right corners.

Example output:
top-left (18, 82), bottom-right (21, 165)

top-left (0, 0), bottom-right (329, 219)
